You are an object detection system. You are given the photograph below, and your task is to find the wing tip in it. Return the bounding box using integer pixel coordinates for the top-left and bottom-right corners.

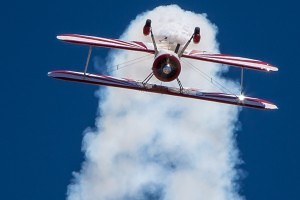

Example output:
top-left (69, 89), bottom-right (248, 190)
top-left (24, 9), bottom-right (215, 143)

top-left (266, 65), bottom-right (279, 72)
top-left (56, 34), bottom-right (76, 40)
top-left (56, 35), bottom-right (65, 40)
top-left (264, 102), bottom-right (278, 109)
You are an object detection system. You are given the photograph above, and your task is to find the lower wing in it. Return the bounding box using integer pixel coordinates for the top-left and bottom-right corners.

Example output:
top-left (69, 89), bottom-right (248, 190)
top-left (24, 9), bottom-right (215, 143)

top-left (48, 70), bottom-right (277, 110)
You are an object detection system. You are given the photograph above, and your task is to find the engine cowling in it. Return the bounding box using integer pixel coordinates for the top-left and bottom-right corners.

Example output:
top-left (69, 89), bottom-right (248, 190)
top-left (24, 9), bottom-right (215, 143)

top-left (152, 50), bottom-right (181, 82)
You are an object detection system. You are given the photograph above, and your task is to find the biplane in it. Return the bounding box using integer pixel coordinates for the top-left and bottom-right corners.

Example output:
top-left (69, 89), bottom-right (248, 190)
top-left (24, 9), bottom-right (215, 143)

top-left (48, 19), bottom-right (278, 109)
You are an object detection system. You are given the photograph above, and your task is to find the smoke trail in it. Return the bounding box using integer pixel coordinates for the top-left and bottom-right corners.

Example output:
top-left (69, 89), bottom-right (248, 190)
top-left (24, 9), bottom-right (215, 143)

top-left (67, 5), bottom-right (242, 200)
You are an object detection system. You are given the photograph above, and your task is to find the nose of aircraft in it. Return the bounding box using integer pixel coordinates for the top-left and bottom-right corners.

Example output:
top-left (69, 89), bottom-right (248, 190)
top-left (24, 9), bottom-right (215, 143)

top-left (162, 64), bottom-right (172, 75)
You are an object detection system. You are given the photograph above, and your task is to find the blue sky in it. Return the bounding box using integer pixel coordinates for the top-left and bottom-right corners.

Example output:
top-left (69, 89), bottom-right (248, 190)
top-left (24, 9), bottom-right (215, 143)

top-left (1, 0), bottom-right (299, 199)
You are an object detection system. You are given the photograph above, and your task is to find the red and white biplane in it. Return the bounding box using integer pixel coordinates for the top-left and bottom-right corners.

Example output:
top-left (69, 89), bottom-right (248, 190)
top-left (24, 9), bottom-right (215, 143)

top-left (48, 19), bottom-right (278, 109)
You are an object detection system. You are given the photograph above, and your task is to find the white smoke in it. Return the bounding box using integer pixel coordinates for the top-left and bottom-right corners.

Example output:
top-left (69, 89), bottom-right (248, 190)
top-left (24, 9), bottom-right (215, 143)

top-left (67, 5), bottom-right (242, 200)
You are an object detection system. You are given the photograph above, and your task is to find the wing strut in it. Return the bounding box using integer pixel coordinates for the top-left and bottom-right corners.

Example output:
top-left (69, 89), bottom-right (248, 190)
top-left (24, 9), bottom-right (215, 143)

top-left (84, 46), bottom-right (93, 75)
top-left (177, 78), bottom-right (183, 93)
top-left (142, 72), bottom-right (154, 85)
top-left (240, 68), bottom-right (244, 94)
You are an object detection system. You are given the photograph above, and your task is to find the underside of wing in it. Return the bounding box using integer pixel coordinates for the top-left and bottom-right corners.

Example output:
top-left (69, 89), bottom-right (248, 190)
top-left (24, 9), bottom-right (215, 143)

top-left (57, 34), bottom-right (156, 54)
top-left (183, 50), bottom-right (278, 72)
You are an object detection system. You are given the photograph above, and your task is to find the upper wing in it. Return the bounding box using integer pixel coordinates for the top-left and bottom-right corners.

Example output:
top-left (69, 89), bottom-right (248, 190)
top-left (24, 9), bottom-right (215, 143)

top-left (57, 34), bottom-right (155, 54)
top-left (183, 50), bottom-right (278, 72)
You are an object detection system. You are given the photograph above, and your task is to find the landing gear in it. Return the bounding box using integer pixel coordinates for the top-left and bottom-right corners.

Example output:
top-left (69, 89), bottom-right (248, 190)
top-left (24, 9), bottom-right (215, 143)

top-left (178, 27), bottom-right (201, 58)
top-left (143, 19), bottom-right (158, 55)
top-left (143, 19), bottom-right (196, 93)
